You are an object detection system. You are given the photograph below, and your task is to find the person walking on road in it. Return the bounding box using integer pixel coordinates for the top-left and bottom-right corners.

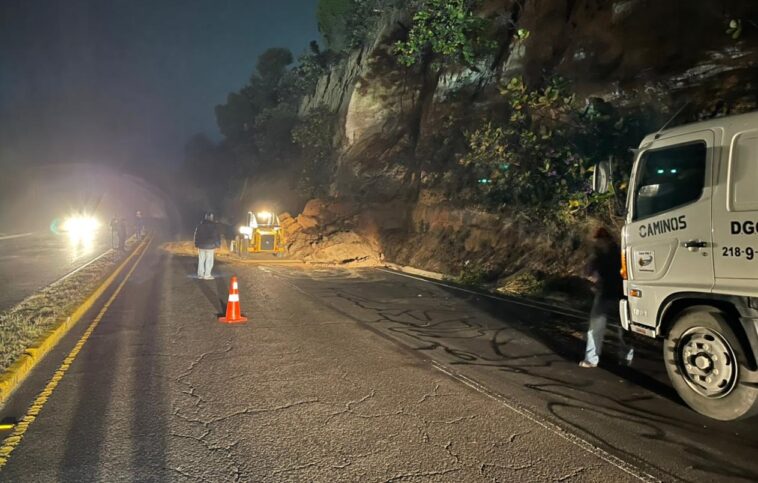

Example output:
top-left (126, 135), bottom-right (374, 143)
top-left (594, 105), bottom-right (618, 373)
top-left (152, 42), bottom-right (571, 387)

top-left (194, 212), bottom-right (220, 280)
top-left (579, 227), bottom-right (634, 368)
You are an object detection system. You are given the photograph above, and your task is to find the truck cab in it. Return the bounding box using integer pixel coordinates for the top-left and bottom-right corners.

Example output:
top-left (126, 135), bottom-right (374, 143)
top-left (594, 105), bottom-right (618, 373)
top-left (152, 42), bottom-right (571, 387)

top-left (619, 112), bottom-right (758, 420)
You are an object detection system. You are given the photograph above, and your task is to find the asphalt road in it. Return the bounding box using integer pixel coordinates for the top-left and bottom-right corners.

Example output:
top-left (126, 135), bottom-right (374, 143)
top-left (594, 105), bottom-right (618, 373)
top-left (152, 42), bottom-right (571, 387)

top-left (0, 241), bottom-right (756, 481)
top-left (0, 231), bottom-right (112, 312)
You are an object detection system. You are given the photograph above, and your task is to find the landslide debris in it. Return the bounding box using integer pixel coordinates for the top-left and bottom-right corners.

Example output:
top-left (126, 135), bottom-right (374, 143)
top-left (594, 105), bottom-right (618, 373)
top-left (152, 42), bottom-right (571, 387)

top-left (281, 201), bottom-right (383, 266)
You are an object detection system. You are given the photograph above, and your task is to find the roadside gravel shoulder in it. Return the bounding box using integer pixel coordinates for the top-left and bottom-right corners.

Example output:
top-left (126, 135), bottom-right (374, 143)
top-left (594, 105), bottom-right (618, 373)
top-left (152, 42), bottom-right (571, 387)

top-left (0, 239), bottom-right (137, 377)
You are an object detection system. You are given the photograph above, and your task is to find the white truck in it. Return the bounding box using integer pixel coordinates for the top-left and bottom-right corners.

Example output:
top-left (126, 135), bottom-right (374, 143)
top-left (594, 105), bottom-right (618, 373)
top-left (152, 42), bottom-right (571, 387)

top-left (595, 111), bottom-right (758, 421)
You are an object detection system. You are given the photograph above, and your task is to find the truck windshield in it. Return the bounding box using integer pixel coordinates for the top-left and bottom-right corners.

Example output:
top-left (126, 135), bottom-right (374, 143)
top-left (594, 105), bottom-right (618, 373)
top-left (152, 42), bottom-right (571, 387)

top-left (633, 142), bottom-right (706, 221)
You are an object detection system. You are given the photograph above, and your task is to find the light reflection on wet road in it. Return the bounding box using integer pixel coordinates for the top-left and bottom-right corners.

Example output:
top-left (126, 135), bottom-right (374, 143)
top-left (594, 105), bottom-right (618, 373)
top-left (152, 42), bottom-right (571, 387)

top-left (0, 231), bottom-right (111, 311)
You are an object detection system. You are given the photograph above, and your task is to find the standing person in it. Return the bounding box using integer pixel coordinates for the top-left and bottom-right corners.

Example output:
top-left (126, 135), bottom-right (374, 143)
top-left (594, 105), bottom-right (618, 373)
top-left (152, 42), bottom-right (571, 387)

top-left (135, 210), bottom-right (145, 240)
top-left (194, 212), bottom-right (220, 280)
top-left (110, 217), bottom-right (120, 249)
top-left (579, 227), bottom-right (634, 368)
top-left (117, 217), bottom-right (127, 251)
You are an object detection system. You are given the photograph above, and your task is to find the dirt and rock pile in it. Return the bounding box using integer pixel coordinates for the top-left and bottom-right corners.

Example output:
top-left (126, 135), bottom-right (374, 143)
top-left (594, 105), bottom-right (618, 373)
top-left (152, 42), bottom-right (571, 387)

top-left (281, 200), bottom-right (383, 266)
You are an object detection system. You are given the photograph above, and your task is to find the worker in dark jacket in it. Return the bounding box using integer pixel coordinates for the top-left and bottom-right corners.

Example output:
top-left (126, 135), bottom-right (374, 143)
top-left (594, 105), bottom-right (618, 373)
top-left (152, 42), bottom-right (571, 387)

top-left (579, 227), bottom-right (634, 367)
top-left (194, 212), bottom-right (220, 280)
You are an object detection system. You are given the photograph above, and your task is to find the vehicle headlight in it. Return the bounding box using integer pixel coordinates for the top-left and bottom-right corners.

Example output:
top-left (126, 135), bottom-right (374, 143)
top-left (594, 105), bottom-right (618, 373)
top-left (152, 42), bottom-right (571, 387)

top-left (62, 216), bottom-right (99, 235)
top-left (239, 226), bottom-right (253, 237)
top-left (62, 215), bottom-right (100, 244)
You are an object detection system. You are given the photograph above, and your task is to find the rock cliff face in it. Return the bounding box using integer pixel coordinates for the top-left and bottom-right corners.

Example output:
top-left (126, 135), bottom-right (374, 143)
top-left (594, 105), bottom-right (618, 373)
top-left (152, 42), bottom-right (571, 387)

top-left (290, 0), bottom-right (758, 288)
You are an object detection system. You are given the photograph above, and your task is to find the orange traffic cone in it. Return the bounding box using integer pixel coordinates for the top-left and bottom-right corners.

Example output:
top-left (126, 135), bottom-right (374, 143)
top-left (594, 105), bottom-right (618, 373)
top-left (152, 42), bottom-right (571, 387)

top-left (219, 276), bottom-right (248, 323)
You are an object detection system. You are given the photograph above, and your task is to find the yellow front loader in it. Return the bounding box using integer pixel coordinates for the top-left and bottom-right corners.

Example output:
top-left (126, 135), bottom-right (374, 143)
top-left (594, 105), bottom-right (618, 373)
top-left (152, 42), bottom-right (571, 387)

top-left (236, 211), bottom-right (286, 256)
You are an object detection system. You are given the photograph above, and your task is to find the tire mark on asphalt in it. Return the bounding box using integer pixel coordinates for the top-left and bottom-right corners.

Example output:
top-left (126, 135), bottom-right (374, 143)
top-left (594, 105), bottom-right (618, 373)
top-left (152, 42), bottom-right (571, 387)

top-left (283, 267), bottom-right (758, 481)
top-left (261, 266), bottom-right (660, 482)
top-left (430, 362), bottom-right (658, 482)
top-left (334, 287), bottom-right (681, 480)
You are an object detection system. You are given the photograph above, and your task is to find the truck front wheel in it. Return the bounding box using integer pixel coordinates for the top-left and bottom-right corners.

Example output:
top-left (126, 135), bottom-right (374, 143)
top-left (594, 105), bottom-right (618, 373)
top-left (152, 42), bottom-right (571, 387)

top-left (664, 306), bottom-right (758, 421)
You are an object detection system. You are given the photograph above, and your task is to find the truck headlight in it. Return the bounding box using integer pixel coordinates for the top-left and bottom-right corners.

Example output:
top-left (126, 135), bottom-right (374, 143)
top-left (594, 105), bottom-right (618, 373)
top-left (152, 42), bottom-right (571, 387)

top-left (239, 226), bottom-right (253, 237)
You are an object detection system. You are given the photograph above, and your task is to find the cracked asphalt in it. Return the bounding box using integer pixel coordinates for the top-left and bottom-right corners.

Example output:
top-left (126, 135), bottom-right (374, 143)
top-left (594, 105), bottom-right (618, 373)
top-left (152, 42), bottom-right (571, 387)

top-left (1, 242), bottom-right (756, 482)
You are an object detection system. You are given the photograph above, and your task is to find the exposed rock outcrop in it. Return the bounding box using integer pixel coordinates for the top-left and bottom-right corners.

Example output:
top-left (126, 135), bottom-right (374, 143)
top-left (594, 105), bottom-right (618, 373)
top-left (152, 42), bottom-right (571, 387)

top-left (292, 0), bottom-right (758, 287)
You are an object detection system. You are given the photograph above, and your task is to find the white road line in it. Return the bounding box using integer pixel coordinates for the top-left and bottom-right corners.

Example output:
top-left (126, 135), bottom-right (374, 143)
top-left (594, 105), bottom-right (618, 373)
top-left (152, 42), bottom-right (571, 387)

top-left (49, 249), bottom-right (114, 287)
top-left (431, 361), bottom-right (660, 482)
top-left (0, 233), bottom-right (33, 241)
top-left (376, 268), bottom-right (588, 320)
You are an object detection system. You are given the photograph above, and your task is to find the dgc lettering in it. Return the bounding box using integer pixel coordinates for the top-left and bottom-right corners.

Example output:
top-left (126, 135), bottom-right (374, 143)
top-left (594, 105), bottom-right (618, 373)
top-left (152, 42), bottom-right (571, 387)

top-left (731, 221), bottom-right (758, 235)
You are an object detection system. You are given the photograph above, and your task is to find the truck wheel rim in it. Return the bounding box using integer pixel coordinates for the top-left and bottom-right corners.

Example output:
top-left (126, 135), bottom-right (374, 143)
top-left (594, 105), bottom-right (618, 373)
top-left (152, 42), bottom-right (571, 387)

top-left (678, 326), bottom-right (738, 399)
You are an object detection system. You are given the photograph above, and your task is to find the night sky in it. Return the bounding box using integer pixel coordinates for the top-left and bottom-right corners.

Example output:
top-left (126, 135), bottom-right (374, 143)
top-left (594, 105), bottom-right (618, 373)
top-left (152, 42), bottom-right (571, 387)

top-left (0, 0), bottom-right (319, 171)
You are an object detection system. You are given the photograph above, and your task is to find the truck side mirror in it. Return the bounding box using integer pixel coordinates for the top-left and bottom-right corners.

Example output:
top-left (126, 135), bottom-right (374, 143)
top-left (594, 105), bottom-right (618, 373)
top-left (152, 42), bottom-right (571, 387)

top-left (592, 160), bottom-right (611, 194)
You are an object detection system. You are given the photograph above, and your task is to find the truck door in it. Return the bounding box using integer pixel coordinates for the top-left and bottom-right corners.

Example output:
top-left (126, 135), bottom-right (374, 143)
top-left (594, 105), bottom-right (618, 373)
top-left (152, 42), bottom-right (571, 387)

top-left (625, 131), bottom-right (716, 328)
top-left (713, 128), bottom-right (758, 294)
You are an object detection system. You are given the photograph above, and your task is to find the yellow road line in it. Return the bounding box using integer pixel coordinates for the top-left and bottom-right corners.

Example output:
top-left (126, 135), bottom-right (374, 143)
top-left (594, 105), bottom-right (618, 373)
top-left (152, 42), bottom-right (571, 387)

top-left (0, 238), bottom-right (152, 470)
top-left (0, 237), bottom-right (150, 406)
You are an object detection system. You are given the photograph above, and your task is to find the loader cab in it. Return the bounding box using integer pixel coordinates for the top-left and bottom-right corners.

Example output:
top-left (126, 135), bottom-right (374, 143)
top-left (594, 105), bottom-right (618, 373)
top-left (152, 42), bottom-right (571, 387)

top-left (237, 210), bottom-right (286, 256)
top-left (247, 211), bottom-right (280, 229)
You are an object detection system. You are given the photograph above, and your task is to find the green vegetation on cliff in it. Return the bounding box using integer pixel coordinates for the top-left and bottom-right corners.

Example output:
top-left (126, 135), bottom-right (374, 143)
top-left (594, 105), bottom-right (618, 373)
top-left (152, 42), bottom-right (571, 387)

top-left (459, 77), bottom-right (649, 223)
top-left (317, 0), bottom-right (389, 51)
top-left (393, 0), bottom-right (493, 67)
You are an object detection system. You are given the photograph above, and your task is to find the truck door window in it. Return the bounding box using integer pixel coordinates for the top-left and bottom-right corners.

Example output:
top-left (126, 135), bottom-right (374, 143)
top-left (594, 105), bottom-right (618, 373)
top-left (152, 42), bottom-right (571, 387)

top-left (633, 142), bottom-right (706, 221)
top-left (730, 131), bottom-right (758, 212)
